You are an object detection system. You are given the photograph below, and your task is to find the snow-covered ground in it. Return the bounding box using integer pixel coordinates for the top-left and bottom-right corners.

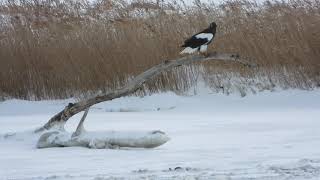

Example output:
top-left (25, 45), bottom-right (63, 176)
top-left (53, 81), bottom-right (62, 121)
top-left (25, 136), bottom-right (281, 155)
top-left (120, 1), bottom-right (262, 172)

top-left (1, 89), bottom-right (320, 180)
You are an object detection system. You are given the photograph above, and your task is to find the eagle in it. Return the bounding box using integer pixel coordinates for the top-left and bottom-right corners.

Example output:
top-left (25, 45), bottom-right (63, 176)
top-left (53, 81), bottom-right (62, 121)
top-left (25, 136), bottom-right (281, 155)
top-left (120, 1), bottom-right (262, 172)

top-left (180, 22), bottom-right (217, 55)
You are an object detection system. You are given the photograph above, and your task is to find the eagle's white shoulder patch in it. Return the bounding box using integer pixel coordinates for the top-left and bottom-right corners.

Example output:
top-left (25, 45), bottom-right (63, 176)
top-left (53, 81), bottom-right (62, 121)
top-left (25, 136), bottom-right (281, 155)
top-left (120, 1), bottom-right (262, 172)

top-left (195, 33), bottom-right (213, 40)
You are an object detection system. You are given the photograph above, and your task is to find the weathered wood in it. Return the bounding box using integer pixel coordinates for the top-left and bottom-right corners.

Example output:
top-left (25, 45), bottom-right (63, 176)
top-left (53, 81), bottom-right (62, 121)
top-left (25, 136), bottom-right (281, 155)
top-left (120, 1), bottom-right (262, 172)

top-left (36, 53), bottom-right (254, 132)
top-left (37, 130), bottom-right (170, 149)
top-left (72, 108), bottom-right (89, 137)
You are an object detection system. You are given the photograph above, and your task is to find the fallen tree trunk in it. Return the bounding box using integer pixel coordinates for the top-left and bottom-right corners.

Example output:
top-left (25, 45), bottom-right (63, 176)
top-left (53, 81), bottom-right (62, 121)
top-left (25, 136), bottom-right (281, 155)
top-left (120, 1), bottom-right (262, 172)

top-left (37, 130), bottom-right (170, 149)
top-left (36, 53), bottom-right (254, 133)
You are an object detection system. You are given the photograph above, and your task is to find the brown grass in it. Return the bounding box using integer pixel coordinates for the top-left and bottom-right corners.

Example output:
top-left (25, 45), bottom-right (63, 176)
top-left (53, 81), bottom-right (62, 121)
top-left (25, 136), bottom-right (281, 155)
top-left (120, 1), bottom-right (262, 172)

top-left (0, 0), bottom-right (319, 100)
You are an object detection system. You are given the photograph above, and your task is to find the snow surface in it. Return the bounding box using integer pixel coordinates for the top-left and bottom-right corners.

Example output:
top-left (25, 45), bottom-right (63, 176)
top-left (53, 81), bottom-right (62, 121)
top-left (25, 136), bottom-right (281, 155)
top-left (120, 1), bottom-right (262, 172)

top-left (1, 89), bottom-right (320, 180)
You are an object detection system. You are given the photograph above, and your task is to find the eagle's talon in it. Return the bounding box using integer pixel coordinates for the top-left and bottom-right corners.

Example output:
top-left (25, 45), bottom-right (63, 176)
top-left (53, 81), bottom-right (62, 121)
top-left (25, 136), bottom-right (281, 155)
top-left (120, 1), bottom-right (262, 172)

top-left (231, 54), bottom-right (240, 60)
top-left (199, 52), bottom-right (209, 57)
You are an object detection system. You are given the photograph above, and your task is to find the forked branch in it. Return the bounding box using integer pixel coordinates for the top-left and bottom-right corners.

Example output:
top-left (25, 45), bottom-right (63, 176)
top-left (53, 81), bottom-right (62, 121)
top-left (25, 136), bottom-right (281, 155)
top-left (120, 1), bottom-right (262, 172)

top-left (36, 52), bottom-right (255, 132)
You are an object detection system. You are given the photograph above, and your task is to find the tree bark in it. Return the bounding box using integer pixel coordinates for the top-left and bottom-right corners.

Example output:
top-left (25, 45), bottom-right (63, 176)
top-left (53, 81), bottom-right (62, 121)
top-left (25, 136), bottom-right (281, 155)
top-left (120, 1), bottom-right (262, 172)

top-left (36, 53), bottom-right (254, 132)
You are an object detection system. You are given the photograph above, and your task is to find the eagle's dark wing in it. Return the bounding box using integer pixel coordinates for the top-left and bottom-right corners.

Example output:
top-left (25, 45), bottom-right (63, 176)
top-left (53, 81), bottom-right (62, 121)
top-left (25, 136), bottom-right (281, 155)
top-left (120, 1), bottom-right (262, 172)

top-left (181, 34), bottom-right (208, 48)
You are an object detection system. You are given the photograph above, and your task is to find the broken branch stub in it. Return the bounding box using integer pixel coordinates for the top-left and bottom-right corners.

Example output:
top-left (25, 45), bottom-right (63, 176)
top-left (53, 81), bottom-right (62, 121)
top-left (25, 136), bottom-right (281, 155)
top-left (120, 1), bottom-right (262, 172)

top-left (36, 53), bottom-right (253, 132)
top-left (72, 108), bottom-right (89, 138)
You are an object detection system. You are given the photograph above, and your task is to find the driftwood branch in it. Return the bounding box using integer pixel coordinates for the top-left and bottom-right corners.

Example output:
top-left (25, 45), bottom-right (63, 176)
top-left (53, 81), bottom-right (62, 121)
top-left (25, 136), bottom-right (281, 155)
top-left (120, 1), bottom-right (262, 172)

top-left (71, 108), bottom-right (89, 137)
top-left (36, 53), bottom-right (254, 132)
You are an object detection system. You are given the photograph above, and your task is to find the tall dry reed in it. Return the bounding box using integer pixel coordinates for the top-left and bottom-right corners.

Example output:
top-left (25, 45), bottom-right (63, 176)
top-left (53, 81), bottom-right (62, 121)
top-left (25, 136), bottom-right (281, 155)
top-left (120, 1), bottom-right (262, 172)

top-left (0, 0), bottom-right (319, 100)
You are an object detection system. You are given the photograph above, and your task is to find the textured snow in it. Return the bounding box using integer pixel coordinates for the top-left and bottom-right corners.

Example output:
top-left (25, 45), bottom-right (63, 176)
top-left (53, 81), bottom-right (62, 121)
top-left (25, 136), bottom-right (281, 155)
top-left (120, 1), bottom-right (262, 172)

top-left (0, 89), bottom-right (320, 180)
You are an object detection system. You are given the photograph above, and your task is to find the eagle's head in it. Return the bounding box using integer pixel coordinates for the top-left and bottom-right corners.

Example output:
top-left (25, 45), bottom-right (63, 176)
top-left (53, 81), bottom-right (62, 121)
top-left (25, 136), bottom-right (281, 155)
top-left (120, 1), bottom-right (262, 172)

top-left (209, 22), bottom-right (217, 29)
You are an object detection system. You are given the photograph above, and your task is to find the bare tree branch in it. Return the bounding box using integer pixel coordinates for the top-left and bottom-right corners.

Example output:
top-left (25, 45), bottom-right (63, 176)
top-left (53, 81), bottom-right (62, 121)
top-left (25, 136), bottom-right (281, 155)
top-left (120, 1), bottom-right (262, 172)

top-left (35, 53), bottom-right (254, 132)
top-left (72, 108), bottom-right (89, 137)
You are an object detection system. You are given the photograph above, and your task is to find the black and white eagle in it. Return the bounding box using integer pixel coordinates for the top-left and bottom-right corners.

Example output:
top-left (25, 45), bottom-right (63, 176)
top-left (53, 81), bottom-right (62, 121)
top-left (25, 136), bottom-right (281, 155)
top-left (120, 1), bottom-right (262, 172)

top-left (180, 22), bottom-right (217, 54)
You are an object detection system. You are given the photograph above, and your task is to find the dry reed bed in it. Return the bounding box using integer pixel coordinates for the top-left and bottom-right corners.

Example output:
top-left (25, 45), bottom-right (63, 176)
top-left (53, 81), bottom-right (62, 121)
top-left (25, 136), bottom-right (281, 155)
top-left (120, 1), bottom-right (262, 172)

top-left (0, 0), bottom-right (319, 100)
